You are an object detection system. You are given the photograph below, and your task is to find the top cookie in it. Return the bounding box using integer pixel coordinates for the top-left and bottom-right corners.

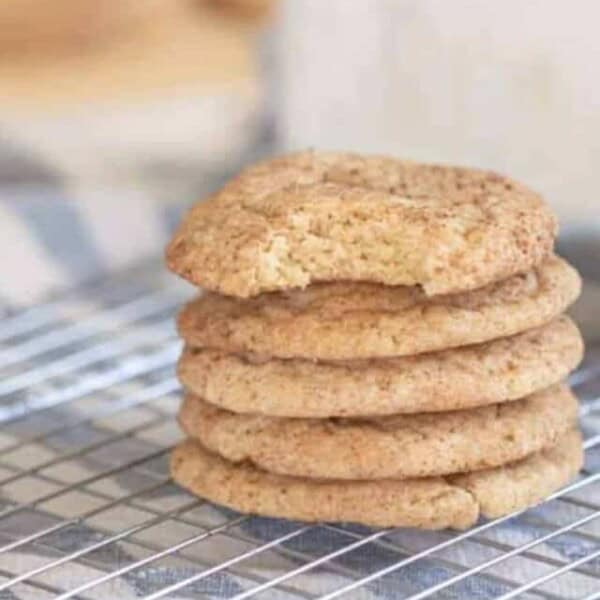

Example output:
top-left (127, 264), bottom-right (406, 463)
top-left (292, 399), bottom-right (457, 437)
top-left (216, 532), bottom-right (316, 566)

top-left (166, 151), bottom-right (557, 297)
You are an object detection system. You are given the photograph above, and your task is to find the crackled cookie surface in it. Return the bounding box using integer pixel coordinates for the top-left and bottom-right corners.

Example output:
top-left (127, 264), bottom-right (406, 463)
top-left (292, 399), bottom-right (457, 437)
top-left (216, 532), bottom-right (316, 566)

top-left (166, 151), bottom-right (557, 297)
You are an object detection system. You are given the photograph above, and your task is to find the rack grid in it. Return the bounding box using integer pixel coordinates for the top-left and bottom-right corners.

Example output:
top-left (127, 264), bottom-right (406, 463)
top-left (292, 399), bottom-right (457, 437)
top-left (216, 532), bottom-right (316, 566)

top-left (0, 261), bottom-right (598, 599)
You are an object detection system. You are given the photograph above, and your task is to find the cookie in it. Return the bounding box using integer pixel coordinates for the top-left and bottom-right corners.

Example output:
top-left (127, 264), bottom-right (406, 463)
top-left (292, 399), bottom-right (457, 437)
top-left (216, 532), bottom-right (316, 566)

top-left (178, 385), bottom-right (577, 480)
top-left (166, 152), bottom-right (557, 298)
top-left (178, 316), bottom-right (582, 417)
top-left (170, 430), bottom-right (582, 530)
top-left (178, 255), bottom-right (580, 360)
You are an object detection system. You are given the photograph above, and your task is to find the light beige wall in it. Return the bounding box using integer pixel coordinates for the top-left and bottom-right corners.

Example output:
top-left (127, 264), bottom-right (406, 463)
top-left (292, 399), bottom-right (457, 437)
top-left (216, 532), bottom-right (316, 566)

top-left (278, 0), bottom-right (600, 230)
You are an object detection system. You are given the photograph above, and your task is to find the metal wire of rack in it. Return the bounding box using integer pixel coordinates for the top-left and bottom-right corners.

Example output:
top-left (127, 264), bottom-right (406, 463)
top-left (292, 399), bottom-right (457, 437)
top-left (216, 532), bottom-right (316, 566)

top-left (0, 261), bottom-right (599, 600)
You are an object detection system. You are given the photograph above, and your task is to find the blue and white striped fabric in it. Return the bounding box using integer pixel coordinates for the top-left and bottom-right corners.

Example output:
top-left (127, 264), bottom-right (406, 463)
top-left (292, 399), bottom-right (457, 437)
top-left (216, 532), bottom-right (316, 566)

top-left (0, 186), bottom-right (187, 307)
top-left (0, 71), bottom-right (271, 307)
top-left (0, 88), bottom-right (274, 307)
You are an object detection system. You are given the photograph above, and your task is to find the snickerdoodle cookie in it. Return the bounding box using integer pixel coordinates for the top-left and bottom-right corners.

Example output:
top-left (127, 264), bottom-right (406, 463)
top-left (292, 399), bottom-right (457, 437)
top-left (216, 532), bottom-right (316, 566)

top-left (178, 385), bottom-right (577, 480)
top-left (166, 151), bottom-right (557, 298)
top-left (177, 316), bottom-right (582, 417)
top-left (178, 255), bottom-right (580, 360)
top-left (171, 430), bottom-right (582, 530)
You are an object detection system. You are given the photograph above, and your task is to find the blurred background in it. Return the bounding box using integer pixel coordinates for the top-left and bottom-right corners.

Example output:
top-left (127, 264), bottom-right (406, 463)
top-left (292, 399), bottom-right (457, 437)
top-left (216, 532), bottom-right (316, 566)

top-left (0, 0), bottom-right (598, 333)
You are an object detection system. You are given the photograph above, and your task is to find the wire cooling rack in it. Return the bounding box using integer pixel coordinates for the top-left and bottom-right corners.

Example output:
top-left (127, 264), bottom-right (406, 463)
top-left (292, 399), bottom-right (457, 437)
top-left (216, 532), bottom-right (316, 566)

top-left (0, 262), bottom-right (599, 600)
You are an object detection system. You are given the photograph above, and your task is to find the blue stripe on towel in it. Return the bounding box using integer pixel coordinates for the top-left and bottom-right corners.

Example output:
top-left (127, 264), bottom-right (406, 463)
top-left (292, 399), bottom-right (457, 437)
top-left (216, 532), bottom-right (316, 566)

top-left (0, 136), bottom-right (64, 187)
top-left (5, 194), bottom-right (105, 280)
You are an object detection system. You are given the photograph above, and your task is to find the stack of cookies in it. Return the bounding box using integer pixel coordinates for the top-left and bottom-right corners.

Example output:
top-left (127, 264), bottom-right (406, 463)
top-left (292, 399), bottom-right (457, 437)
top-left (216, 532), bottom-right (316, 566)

top-left (166, 152), bottom-right (584, 530)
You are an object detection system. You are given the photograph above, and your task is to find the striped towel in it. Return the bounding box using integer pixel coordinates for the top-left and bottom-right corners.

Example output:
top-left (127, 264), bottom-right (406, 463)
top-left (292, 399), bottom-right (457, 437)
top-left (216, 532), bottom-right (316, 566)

top-left (0, 84), bottom-right (271, 307)
top-left (0, 187), bottom-right (181, 307)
